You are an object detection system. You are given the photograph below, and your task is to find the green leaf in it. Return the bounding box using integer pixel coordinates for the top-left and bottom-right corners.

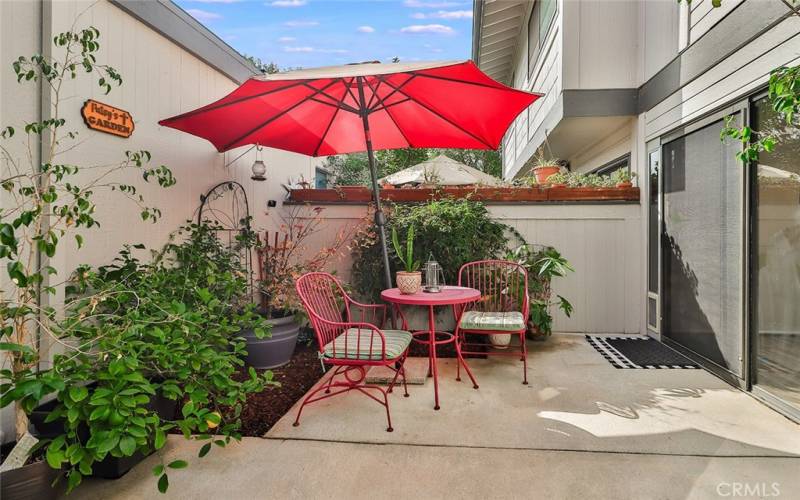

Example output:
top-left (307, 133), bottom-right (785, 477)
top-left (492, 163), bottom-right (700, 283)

top-left (69, 385), bottom-right (89, 402)
top-left (152, 464), bottom-right (164, 477)
top-left (198, 442), bottom-right (211, 458)
top-left (119, 435), bottom-right (136, 456)
top-left (167, 459), bottom-right (188, 469)
top-left (46, 446), bottom-right (64, 469)
top-left (154, 428), bottom-right (166, 450)
top-left (158, 473), bottom-right (169, 493)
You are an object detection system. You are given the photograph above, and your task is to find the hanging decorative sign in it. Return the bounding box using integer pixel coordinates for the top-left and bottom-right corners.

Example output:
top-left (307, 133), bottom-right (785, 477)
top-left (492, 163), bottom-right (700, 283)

top-left (81, 99), bottom-right (134, 138)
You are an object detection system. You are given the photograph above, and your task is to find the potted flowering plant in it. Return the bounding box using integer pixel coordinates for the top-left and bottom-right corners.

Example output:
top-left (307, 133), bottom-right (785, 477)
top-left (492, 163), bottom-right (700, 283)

top-left (611, 168), bottom-right (636, 188)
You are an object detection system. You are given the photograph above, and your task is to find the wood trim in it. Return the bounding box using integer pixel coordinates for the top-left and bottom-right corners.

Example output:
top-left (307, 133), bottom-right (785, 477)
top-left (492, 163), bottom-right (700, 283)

top-left (288, 186), bottom-right (640, 204)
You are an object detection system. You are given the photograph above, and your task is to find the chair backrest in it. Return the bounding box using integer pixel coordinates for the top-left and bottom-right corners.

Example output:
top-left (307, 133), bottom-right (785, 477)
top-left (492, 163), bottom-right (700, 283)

top-left (295, 272), bottom-right (350, 349)
top-left (458, 260), bottom-right (528, 315)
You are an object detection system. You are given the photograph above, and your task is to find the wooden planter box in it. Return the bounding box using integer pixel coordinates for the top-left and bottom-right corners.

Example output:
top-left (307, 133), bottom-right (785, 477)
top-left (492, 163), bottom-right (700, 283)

top-left (288, 186), bottom-right (640, 203)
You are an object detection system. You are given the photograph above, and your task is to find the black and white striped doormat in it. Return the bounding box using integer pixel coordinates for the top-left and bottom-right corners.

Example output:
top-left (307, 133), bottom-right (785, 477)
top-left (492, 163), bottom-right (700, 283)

top-left (585, 335), bottom-right (699, 369)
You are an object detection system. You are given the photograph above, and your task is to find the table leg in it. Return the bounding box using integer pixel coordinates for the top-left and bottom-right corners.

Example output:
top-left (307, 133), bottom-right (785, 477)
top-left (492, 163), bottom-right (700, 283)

top-left (428, 305), bottom-right (440, 410)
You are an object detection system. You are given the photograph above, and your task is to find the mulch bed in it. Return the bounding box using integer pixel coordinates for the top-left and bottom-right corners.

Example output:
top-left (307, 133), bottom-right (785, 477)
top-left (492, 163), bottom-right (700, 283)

top-left (236, 339), bottom-right (323, 437)
top-left (234, 331), bottom-right (487, 437)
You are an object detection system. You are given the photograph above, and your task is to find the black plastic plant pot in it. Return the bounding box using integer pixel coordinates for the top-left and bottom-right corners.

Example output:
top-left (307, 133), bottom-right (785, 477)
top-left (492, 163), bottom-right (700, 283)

top-left (28, 391), bottom-right (178, 479)
top-left (243, 313), bottom-right (300, 369)
top-left (0, 458), bottom-right (63, 500)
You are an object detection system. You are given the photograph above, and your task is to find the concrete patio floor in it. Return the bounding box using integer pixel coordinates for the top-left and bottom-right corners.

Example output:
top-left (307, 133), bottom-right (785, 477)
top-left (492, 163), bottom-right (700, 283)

top-left (74, 333), bottom-right (799, 499)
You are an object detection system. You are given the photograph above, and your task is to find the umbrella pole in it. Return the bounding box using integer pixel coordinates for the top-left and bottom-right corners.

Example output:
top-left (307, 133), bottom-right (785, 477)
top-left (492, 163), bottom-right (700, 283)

top-left (357, 77), bottom-right (394, 291)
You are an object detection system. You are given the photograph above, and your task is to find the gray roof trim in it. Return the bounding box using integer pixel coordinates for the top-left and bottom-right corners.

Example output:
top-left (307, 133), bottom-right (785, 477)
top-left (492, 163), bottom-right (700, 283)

top-left (110, 0), bottom-right (257, 84)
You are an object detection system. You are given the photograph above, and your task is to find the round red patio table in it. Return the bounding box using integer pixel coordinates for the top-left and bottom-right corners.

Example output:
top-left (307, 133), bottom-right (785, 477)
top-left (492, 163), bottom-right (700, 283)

top-left (381, 286), bottom-right (481, 410)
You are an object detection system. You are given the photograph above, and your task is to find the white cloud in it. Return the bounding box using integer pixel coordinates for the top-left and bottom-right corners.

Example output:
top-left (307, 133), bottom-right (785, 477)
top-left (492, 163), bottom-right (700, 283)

top-left (192, 0), bottom-right (240, 3)
top-left (283, 20), bottom-right (319, 27)
top-left (357, 25), bottom-right (375, 33)
top-left (400, 24), bottom-right (455, 35)
top-left (284, 46), bottom-right (315, 52)
top-left (277, 36), bottom-right (297, 42)
top-left (186, 9), bottom-right (222, 23)
top-left (282, 46), bottom-right (348, 54)
top-left (412, 10), bottom-right (472, 19)
top-left (268, 0), bottom-right (307, 7)
top-left (403, 0), bottom-right (464, 8)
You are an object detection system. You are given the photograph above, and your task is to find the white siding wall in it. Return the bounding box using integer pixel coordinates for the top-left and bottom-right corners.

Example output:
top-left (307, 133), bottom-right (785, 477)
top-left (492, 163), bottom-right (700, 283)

top-left (644, 12), bottom-right (800, 139)
top-left (641, 0), bottom-right (681, 81)
top-left (0, 0), bottom-right (316, 442)
top-left (502, 1), bottom-right (563, 179)
top-left (293, 202), bottom-right (642, 335)
top-left (689, 0), bottom-right (745, 44)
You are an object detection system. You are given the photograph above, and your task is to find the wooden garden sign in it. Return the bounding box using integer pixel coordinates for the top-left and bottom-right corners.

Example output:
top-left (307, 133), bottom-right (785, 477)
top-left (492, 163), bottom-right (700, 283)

top-left (81, 99), bottom-right (134, 138)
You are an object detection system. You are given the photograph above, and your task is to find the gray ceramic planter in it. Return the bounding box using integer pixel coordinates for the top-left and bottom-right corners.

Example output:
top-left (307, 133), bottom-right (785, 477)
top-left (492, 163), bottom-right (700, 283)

top-left (242, 314), bottom-right (300, 369)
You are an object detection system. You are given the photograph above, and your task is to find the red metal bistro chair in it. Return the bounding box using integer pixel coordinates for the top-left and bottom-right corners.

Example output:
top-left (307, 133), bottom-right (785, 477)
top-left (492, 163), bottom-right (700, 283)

top-left (294, 272), bottom-right (411, 432)
top-left (455, 260), bottom-right (530, 384)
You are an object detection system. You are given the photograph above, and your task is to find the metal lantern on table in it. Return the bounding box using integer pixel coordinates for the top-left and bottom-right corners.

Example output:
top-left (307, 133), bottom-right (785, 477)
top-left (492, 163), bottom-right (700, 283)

top-left (423, 254), bottom-right (445, 293)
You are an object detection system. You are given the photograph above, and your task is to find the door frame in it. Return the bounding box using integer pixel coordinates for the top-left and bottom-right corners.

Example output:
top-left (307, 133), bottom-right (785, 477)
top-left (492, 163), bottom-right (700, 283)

top-left (655, 99), bottom-right (750, 389)
top-left (746, 90), bottom-right (800, 423)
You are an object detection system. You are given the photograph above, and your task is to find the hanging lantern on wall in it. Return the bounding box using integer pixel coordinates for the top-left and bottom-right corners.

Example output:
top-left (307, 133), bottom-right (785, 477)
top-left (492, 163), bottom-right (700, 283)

top-left (423, 253), bottom-right (445, 293)
top-left (251, 144), bottom-right (267, 181)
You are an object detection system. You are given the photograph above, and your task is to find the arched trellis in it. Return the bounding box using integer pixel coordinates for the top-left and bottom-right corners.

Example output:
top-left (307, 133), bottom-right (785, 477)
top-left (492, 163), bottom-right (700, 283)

top-left (197, 181), bottom-right (253, 282)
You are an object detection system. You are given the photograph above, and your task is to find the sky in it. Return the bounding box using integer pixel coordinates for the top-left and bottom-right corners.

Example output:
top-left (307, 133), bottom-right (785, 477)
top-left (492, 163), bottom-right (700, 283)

top-left (174, 0), bottom-right (474, 70)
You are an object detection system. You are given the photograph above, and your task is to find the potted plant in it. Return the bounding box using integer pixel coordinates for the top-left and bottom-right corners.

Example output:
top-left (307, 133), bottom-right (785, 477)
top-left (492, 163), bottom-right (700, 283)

top-left (392, 225), bottom-right (422, 294)
top-left (506, 245), bottom-right (574, 341)
top-left (545, 171), bottom-right (569, 188)
top-left (253, 206), bottom-right (356, 368)
top-left (0, 26), bottom-right (177, 497)
top-left (530, 148), bottom-right (562, 185)
top-left (611, 168), bottom-right (636, 188)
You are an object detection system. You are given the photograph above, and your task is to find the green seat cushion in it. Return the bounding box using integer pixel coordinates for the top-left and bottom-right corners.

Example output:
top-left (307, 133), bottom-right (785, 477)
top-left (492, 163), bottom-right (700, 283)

top-left (323, 329), bottom-right (412, 361)
top-left (459, 311), bottom-right (526, 332)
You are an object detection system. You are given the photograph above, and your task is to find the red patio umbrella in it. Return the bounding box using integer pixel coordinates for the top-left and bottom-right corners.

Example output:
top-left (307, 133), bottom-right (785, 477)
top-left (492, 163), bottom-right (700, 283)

top-left (159, 60), bottom-right (540, 288)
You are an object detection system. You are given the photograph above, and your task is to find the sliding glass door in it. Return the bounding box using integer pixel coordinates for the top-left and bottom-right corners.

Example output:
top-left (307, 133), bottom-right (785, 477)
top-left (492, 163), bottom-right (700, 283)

top-left (751, 97), bottom-right (800, 413)
top-left (660, 115), bottom-right (744, 377)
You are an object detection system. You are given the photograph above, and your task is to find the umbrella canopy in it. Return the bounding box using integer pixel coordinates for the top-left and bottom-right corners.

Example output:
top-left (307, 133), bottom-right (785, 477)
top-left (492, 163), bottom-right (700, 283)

top-left (380, 154), bottom-right (501, 186)
top-left (158, 60), bottom-right (539, 155)
top-left (159, 60), bottom-right (540, 289)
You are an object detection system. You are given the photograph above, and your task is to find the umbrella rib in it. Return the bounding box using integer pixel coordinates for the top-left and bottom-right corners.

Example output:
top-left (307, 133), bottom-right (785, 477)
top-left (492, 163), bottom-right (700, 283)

top-left (303, 82), bottom-right (360, 113)
top-left (160, 80), bottom-right (308, 124)
top-left (368, 74), bottom-right (417, 113)
top-left (377, 76), bottom-right (495, 149)
top-left (412, 72), bottom-right (540, 94)
top-left (367, 76), bottom-right (412, 148)
top-left (313, 83), bottom-right (350, 156)
top-left (220, 78), bottom-right (342, 152)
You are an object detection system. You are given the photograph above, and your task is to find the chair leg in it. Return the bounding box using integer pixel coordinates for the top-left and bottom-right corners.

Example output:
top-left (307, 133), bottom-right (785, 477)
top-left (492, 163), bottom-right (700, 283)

top-left (521, 332), bottom-right (529, 385)
top-left (455, 328), bottom-right (479, 389)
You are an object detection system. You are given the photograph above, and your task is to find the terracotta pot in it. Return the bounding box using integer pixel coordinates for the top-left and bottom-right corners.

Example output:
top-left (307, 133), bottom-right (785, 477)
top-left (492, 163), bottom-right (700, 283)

top-left (533, 166), bottom-right (560, 184)
top-left (396, 271), bottom-right (422, 294)
top-left (489, 333), bottom-right (512, 349)
top-left (616, 181), bottom-right (632, 189)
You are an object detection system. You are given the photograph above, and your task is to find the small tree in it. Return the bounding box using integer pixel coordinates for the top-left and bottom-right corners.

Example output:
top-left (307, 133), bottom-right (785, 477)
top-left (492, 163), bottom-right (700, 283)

top-left (0, 26), bottom-right (175, 441)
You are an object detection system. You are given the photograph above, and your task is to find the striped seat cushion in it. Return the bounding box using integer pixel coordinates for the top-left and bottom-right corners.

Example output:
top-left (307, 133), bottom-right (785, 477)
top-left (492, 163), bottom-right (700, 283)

top-left (459, 311), bottom-right (526, 332)
top-left (323, 329), bottom-right (413, 361)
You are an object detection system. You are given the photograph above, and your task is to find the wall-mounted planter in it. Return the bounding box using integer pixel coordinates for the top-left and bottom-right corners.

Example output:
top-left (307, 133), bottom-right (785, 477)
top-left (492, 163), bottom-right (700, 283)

top-left (289, 186), bottom-right (639, 204)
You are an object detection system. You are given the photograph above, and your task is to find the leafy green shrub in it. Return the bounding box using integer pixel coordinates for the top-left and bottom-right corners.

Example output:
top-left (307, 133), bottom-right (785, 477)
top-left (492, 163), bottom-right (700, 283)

top-left (352, 199), bottom-right (521, 300)
top-left (2, 222), bottom-right (274, 493)
top-left (506, 244), bottom-right (574, 338)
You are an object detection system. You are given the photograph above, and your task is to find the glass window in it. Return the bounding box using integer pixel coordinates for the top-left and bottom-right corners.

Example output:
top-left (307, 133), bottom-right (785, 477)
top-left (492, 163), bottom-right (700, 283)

top-left (647, 151), bottom-right (659, 295)
top-left (752, 97), bottom-right (800, 409)
top-left (315, 168), bottom-right (330, 189)
top-left (528, 0), bottom-right (556, 77)
top-left (593, 154), bottom-right (630, 177)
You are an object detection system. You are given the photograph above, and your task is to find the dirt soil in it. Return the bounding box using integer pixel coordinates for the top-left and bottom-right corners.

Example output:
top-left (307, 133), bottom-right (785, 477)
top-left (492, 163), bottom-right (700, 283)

top-left (236, 341), bottom-right (322, 437)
